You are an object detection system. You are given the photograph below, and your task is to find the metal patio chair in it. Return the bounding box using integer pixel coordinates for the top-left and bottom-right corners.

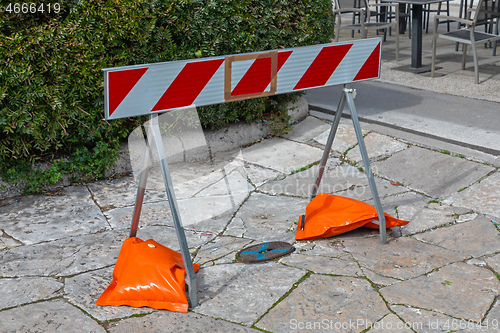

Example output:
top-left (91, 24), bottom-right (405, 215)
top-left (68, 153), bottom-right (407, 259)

top-left (431, 0), bottom-right (500, 83)
top-left (333, 0), bottom-right (400, 60)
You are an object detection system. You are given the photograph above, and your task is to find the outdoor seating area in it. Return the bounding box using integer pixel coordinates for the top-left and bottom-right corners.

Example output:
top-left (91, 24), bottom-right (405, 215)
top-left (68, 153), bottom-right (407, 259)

top-left (333, 0), bottom-right (500, 83)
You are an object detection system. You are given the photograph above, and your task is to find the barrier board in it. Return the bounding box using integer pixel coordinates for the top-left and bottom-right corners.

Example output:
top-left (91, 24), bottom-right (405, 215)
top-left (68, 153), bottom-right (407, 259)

top-left (103, 38), bottom-right (381, 120)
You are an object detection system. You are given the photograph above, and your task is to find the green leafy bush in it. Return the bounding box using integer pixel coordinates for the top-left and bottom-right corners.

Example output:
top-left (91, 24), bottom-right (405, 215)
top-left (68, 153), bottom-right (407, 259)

top-left (0, 0), bottom-right (334, 194)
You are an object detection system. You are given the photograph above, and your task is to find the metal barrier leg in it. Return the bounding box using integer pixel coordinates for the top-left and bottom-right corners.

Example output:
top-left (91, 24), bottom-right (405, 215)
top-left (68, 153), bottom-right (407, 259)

top-left (149, 113), bottom-right (198, 307)
top-left (130, 125), bottom-right (152, 238)
top-left (302, 91), bottom-right (346, 231)
top-left (310, 91), bottom-right (346, 201)
top-left (344, 84), bottom-right (387, 245)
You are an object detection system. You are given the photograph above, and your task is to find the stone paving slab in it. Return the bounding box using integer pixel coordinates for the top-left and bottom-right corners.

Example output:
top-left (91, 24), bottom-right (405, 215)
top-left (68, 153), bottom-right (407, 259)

top-left (259, 160), bottom-right (407, 201)
top-left (399, 203), bottom-right (471, 236)
top-left (443, 172), bottom-right (500, 219)
top-left (381, 263), bottom-right (500, 322)
top-left (0, 276), bottom-right (63, 310)
top-left (0, 300), bottom-right (106, 333)
top-left (65, 267), bottom-right (155, 322)
top-left (280, 252), bottom-right (364, 277)
top-left (240, 137), bottom-right (324, 174)
top-left (224, 192), bottom-right (308, 243)
top-left (366, 313), bottom-right (414, 332)
top-left (108, 311), bottom-right (260, 332)
top-left (0, 186), bottom-right (110, 245)
top-left (282, 116), bottom-right (332, 144)
top-left (0, 229), bottom-right (127, 277)
top-left (313, 122), bottom-right (368, 155)
top-left (194, 262), bottom-right (306, 326)
top-left (342, 236), bottom-right (469, 280)
top-left (390, 304), bottom-right (475, 333)
top-left (373, 146), bottom-right (495, 198)
top-left (345, 132), bottom-right (409, 165)
top-left (194, 236), bottom-right (254, 265)
top-left (255, 274), bottom-right (389, 333)
top-left (414, 215), bottom-right (500, 257)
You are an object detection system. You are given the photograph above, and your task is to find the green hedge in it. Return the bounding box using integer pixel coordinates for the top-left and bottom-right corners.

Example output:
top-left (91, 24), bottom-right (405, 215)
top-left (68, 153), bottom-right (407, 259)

top-left (0, 0), bottom-right (334, 193)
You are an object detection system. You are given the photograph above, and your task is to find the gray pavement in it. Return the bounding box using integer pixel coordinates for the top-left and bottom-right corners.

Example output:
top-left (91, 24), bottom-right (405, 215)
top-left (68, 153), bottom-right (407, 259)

top-left (1, 8), bottom-right (500, 333)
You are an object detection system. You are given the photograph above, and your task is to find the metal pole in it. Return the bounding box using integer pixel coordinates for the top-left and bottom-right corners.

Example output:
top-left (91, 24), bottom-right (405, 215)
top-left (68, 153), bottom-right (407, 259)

top-left (344, 84), bottom-right (387, 245)
top-left (310, 92), bottom-right (346, 200)
top-left (129, 125), bottom-right (152, 238)
top-left (303, 92), bottom-right (346, 231)
top-left (149, 113), bottom-right (198, 307)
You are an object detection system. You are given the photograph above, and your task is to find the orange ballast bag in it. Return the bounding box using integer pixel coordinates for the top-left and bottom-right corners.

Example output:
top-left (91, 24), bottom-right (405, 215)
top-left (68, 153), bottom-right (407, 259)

top-left (96, 237), bottom-right (200, 313)
top-left (296, 193), bottom-right (409, 240)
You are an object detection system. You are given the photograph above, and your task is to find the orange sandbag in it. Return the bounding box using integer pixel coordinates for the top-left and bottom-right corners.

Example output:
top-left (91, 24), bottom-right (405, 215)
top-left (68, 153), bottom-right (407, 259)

top-left (96, 237), bottom-right (200, 313)
top-left (295, 193), bottom-right (408, 240)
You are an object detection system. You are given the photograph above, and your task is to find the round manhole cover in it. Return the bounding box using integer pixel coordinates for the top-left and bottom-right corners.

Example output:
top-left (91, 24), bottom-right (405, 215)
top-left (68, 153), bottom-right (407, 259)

top-left (236, 241), bottom-right (295, 263)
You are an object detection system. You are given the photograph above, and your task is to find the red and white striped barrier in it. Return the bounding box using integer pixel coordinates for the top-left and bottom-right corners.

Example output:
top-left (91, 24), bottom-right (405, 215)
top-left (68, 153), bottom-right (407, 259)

top-left (104, 38), bottom-right (381, 120)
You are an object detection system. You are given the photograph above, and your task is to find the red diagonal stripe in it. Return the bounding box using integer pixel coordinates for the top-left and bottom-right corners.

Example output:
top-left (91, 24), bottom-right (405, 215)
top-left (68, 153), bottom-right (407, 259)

top-left (354, 42), bottom-right (381, 81)
top-left (152, 59), bottom-right (224, 111)
top-left (108, 68), bottom-right (148, 117)
top-left (231, 51), bottom-right (293, 96)
top-left (293, 44), bottom-right (352, 90)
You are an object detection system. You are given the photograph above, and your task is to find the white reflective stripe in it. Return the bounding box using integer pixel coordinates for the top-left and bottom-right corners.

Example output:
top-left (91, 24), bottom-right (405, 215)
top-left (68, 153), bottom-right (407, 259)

top-left (327, 39), bottom-right (379, 85)
top-left (276, 45), bottom-right (323, 93)
top-left (231, 59), bottom-right (255, 91)
top-left (110, 62), bottom-right (185, 119)
top-left (192, 63), bottom-right (226, 107)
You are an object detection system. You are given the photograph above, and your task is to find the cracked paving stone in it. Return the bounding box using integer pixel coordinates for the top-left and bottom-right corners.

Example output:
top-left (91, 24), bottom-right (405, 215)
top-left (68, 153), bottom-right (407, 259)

top-left (346, 132), bottom-right (409, 165)
top-left (0, 231), bottom-right (22, 250)
top-left (194, 262), bottom-right (306, 326)
top-left (414, 215), bottom-right (500, 257)
top-left (224, 192), bottom-right (308, 243)
top-left (365, 191), bottom-right (429, 220)
top-left (105, 195), bottom-right (242, 235)
top-left (194, 236), bottom-right (254, 265)
top-left (0, 226), bottom-right (206, 278)
top-left (0, 186), bottom-right (109, 245)
top-left (313, 122), bottom-right (368, 155)
top-left (486, 253), bottom-right (500, 275)
top-left (0, 229), bottom-right (128, 277)
top-left (104, 170), bottom-right (251, 234)
top-left (0, 277), bottom-right (63, 310)
top-left (259, 161), bottom-right (405, 201)
top-left (373, 146), bottom-right (495, 198)
top-left (342, 237), bottom-right (468, 280)
top-left (443, 172), bottom-right (500, 219)
top-left (366, 313), bottom-right (414, 332)
top-left (282, 116), bottom-right (332, 144)
top-left (399, 204), bottom-right (469, 236)
top-left (280, 253), bottom-right (363, 277)
top-left (361, 268), bottom-right (401, 287)
top-left (381, 263), bottom-right (500, 322)
top-left (484, 299), bottom-right (500, 330)
top-left (108, 311), bottom-right (260, 332)
top-left (65, 267), bottom-right (154, 322)
top-left (0, 299), bottom-right (105, 333)
top-left (391, 304), bottom-right (469, 333)
top-left (255, 274), bottom-right (389, 333)
top-left (240, 137), bottom-right (324, 174)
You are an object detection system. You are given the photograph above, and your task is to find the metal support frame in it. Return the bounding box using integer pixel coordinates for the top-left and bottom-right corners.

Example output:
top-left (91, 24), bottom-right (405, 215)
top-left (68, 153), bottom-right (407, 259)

top-left (309, 84), bottom-right (387, 245)
top-left (129, 113), bottom-right (198, 307)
